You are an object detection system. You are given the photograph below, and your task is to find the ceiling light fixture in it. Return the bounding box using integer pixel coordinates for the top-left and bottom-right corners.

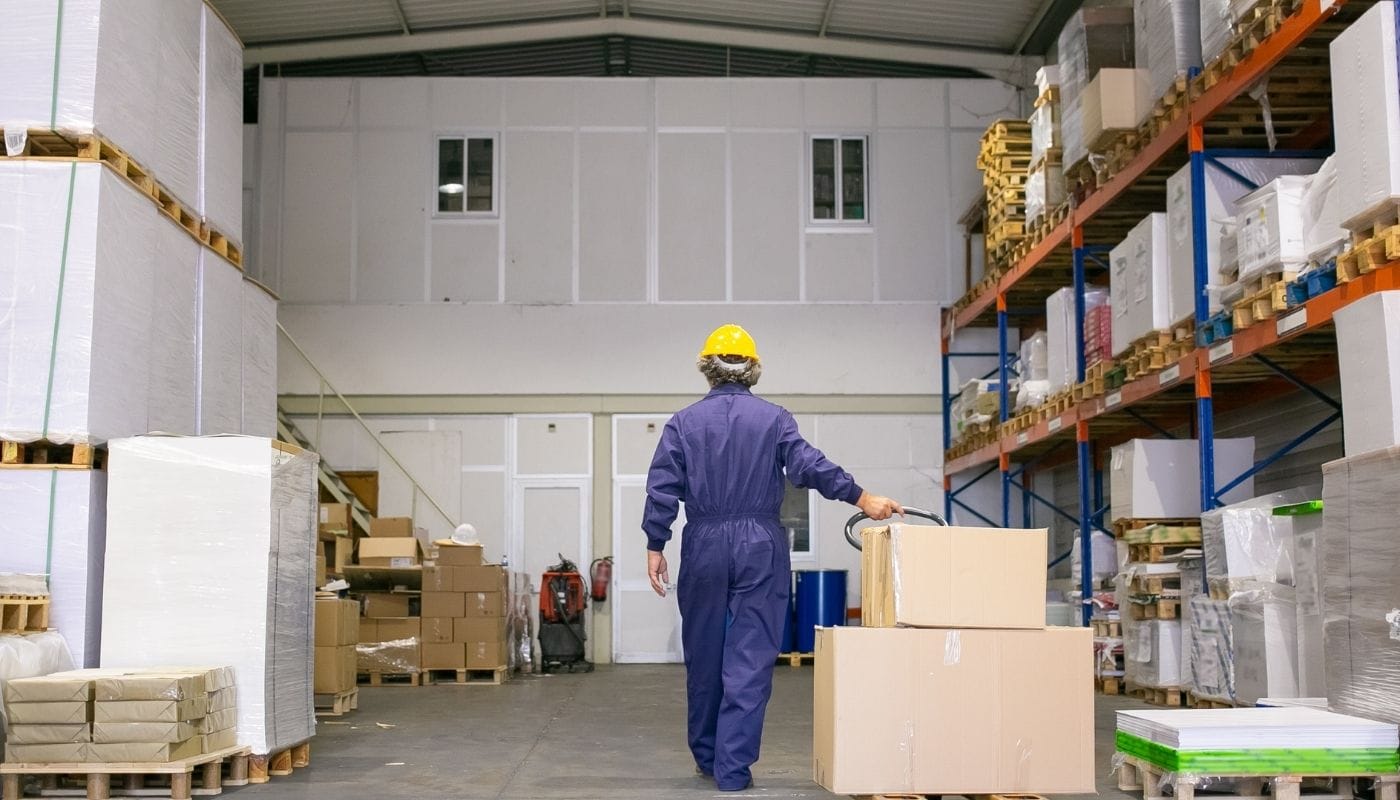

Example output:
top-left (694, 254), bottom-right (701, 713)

top-left (439, 183), bottom-right (465, 194)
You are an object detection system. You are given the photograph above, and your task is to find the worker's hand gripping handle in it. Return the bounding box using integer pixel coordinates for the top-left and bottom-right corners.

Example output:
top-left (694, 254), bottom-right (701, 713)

top-left (843, 507), bottom-right (946, 551)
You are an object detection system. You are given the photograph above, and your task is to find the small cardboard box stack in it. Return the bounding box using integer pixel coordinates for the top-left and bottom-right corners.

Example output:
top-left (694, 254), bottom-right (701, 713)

top-left (357, 517), bottom-right (424, 568)
top-left (318, 502), bottom-right (354, 584)
top-left (314, 597), bottom-right (359, 695)
top-left (3, 668), bottom-right (236, 764)
top-left (421, 543), bottom-right (509, 671)
top-left (818, 524), bottom-right (1092, 797)
top-left (353, 516), bottom-right (425, 675)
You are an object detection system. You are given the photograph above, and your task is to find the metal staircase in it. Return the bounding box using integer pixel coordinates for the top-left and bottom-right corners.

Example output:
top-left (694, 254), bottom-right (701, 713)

top-left (274, 322), bottom-right (459, 537)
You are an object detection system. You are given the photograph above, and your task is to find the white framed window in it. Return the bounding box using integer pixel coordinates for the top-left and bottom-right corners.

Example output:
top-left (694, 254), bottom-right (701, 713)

top-left (781, 484), bottom-right (818, 561)
top-left (435, 134), bottom-right (497, 216)
top-left (810, 135), bottom-right (869, 224)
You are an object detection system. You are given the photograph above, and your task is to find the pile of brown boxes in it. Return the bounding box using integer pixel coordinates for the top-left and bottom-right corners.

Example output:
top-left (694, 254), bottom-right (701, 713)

top-left (422, 543), bottom-right (509, 673)
top-left (3, 668), bottom-right (236, 764)
top-left (317, 502), bottom-right (354, 586)
top-left (815, 524), bottom-right (1093, 797)
top-left (314, 596), bottom-right (359, 698)
top-left (354, 516), bottom-right (424, 678)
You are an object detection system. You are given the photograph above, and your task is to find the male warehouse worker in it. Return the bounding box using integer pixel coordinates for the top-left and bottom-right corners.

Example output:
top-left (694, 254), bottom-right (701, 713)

top-left (642, 324), bottom-right (903, 792)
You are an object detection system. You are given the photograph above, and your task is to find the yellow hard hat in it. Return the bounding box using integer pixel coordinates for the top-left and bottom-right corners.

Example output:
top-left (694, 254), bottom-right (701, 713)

top-left (699, 324), bottom-right (759, 361)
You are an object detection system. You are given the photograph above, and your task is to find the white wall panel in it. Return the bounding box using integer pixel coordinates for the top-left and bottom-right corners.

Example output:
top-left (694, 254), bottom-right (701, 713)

top-left (814, 415), bottom-right (936, 469)
top-left (731, 80), bottom-right (801, 128)
top-left (804, 80), bottom-right (874, 129)
top-left (430, 79), bottom-right (502, 129)
top-left (358, 79), bottom-right (429, 128)
top-left (805, 232), bottom-right (875, 301)
top-left (430, 223), bottom-right (499, 302)
top-left (876, 129), bottom-right (944, 301)
top-left (516, 416), bottom-right (591, 475)
top-left (575, 80), bottom-right (650, 128)
top-left (285, 79), bottom-right (354, 128)
top-left (432, 415), bottom-right (508, 466)
top-left (503, 131), bottom-right (574, 303)
top-left (378, 429), bottom-right (463, 543)
top-left (732, 132), bottom-right (801, 301)
top-left (877, 80), bottom-right (945, 127)
top-left (355, 129), bottom-right (427, 302)
top-left (615, 416), bottom-right (668, 476)
top-left (461, 470), bottom-right (507, 562)
top-left (281, 131), bottom-right (353, 303)
top-left (657, 133), bottom-right (726, 301)
top-left (504, 80), bottom-right (574, 127)
top-left (656, 79), bottom-right (728, 127)
top-left (948, 79), bottom-right (1021, 128)
top-left (579, 132), bottom-right (649, 301)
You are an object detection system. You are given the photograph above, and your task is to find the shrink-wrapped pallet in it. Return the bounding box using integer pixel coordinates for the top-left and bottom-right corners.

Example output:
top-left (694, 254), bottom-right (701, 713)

top-left (1134, 0), bottom-right (1201, 105)
top-left (1127, 619), bottom-right (1182, 688)
top-left (1057, 5), bottom-right (1136, 167)
top-left (1110, 213), bottom-right (1170, 354)
top-left (240, 280), bottom-right (278, 438)
top-left (0, 471), bottom-right (107, 668)
top-left (1329, 0), bottom-right (1400, 230)
top-left (101, 436), bottom-right (318, 754)
top-left (196, 252), bottom-right (244, 435)
top-left (1201, 487), bottom-right (1316, 593)
top-left (1333, 292), bottom-right (1400, 457)
top-left (1236, 176), bottom-right (1311, 280)
top-left (199, 5), bottom-right (244, 244)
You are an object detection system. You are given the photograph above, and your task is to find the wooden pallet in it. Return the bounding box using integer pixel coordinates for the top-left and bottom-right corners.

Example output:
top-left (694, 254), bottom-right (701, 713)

top-left (1337, 214), bottom-right (1400, 283)
top-left (778, 652), bottom-right (814, 668)
top-left (1034, 87), bottom-right (1059, 108)
top-left (2, 129), bottom-right (156, 201)
top-left (1091, 618), bottom-right (1121, 638)
top-left (1121, 523), bottom-right (1202, 546)
top-left (1231, 271), bottom-right (1298, 330)
top-left (313, 687), bottom-right (359, 716)
top-left (423, 666), bottom-right (509, 686)
top-left (0, 746), bottom-right (251, 800)
top-left (1, 441), bottom-right (103, 470)
top-left (1125, 684), bottom-right (1185, 708)
top-left (0, 595), bottom-right (50, 634)
top-left (1117, 754), bottom-right (1398, 800)
top-left (248, 741), bottom-right (310, 785)
top-left (1128, 544), bottom-right (1199, 563)
top-left (201, 227), bottom-right (244, 270)
top-left (1192, 0), bottom-right (1299, 96)
top-left (1186, 691), bottom-right (1236, 709)
top-left (357, 671), bottom-right (420, 687)
top-left (1128, 598), bottom-right (1180, 621)
top-left (1127, 574), bottom-right (1182, 596)
top-left (1097, 676), bottom-right (1123, 696)
top-left (1114, 518), bottom-right (1199, 538)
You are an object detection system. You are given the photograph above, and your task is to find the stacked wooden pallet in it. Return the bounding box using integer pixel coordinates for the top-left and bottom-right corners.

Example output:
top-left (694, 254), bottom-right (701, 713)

top-left (978, 121), bottom-right (1033, 268)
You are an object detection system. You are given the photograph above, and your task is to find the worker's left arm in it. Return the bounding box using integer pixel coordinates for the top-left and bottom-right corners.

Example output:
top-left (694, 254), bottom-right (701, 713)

top-left (779, 411), bottom-right (903, 521)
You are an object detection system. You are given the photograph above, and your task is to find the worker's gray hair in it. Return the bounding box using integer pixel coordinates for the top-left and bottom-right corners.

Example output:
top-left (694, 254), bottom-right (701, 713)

top-left (697, 355), bottom-right (762, 388)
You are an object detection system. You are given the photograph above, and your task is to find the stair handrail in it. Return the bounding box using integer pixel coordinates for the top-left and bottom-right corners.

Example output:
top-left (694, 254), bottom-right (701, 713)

top-left (276, 322), bottom-right (459, 531)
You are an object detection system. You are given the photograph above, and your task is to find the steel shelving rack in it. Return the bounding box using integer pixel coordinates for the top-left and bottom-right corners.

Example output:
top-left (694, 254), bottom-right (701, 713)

top-left (940, 0), bottom-right (1400, 624)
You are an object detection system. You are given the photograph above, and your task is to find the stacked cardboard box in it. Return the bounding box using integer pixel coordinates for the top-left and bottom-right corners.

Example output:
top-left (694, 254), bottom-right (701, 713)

top-left (1056, 6), bottom-right (1141, 170)
top-left (358, 517), bottom-right (424, 568)
top-left (314, 597), bottom-right (359, 695)
top-left (3, 667), bottom-right (235, 764)
top-left (318, 502), bottom-right (354, 585)
top-left (422, 545), bottom-right (510, 671)
top-left (353, 516), bottom-right (424, 675)
top-left (822, 525), bottom-right (1092, 796)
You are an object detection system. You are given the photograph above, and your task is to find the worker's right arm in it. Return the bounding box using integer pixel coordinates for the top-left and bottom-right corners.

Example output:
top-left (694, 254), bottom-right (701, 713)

top-left (778, 411), bottom-right (903, 521)
top-left (642, 417), bottom-right (685, 553)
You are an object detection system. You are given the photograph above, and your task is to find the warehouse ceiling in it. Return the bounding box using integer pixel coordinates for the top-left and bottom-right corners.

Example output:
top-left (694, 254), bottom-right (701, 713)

top-left (217, 0), bottom-right (1078, 84)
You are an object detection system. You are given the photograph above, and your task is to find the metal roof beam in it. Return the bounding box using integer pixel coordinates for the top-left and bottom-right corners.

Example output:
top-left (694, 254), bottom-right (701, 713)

top-left (243, 17), bottom-right (1038, 84)
top-left (818, 0), bottom-right (838, 37)
top-left (387, 0), bottom-right (411, 35)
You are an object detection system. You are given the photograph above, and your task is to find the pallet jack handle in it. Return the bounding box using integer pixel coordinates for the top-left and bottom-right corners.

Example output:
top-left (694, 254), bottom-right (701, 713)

top-left (843, 507), bottom-right (946, 551)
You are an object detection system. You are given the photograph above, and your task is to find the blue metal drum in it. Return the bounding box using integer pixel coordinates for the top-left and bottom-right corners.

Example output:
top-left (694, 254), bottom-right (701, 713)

top-left (793, 569), bottom-right (847, 653)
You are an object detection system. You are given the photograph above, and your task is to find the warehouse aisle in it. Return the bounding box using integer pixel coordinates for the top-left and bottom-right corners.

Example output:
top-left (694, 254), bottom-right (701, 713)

top-left (238, 665), bottom-right (1138, 799)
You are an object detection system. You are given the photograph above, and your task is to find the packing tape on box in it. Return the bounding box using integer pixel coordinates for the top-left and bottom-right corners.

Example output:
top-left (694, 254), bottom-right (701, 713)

top-left (943, 630), bottom-right (961, 665)
top-left (890, 523), bottom-right (905, 622)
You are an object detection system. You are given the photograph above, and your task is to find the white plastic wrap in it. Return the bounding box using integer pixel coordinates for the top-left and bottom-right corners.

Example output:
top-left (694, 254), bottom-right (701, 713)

top-left (0, 162), bottom-right (161, 444)
top-left (1229, 584), bottom-right (1299, 705)
top-left (1290, 510), bottom-right (1326, 698)
top-left (1025, 165), bottom-right (1066, 229)
top-left (1201, 487), bottom-right (1317, 592)
top-left (1046, 286), bottom-right (1110, 392)
top-left (1110, 213), bottom-right (1170, 355)
top-left (199, 5), bottom-right (244, 244)
top-left (101, 435), bottom-right (319, 754)
top-left (240, 280), bottom-right (278, 438)
top-left (1236, 176), bottom-right (1312, 280)
top-left (0, 633), bottom-right (76, 738)
top-left (196, 252), bottom-right (244, 435)
top-left (1134, 0), bottom-right (1201, 105)
top-left (1165, 158), bottom-right (1323, 321)
top-left (1072, 529), bottom-right (1120, 588)
top-left (1058, 4), bottom-right (1135, 166)
top-left (1329, 1), bottom-right (1400, 230)
top-left (150, 216), bottom-right (200, 436)
top-left (1030, 103), bottom-right (1061, 166)
top-left (1020, 331), bottom-right (1048, 383)
top-left (156, 0), bottom-right (203, 209)
top-left (0, 471), bottom-right (106, 668)
top-left (1110, 438), bottom-right (1255, 522)
top-left (1334, 292), bottom-right (1400, 457)
top-left (1322, 445), bottom-right (1400, 725)
top-left (1187, 595), bottom-right (1235, 702)
top-left (1199, 0), bottom-right (1234, 65)
top-left (1301, 156), bottom-right (1348, 262)
top-left (1127, 619), bottom-right (1182, 688)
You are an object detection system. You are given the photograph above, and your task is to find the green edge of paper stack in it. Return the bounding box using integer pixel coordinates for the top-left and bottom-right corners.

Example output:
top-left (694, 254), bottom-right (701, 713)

top-left (1115, 731), bottom-right (1400, 775)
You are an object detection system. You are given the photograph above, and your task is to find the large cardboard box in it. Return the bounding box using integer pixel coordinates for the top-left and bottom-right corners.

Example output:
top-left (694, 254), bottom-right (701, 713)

top-left (1334, 292), bottom-right (1400, 456)
top-left (358, 619), bottom-right (379, 644)
top-left (1109, 438), bottom-right (1255, 522)
top-left (860, 525), bottom-right (1047, 629)
top-left (1078, 69), bottom-right (1153, 155)
top-left (464, 592), bottom-right (506, 618)
top-left (362, 593), bottom-right (413, 618)
top-left (376, 618), bottom-right (421, 642)
top-left (1330, 1), bottom-right (1400, 230)
top-left (319, 503), bottom-right (351, 535)
top-left (466, 640), bottom-right (507, 670)
top-left (422, 566), bottom-right (453, 592)
top-left (814, 626), bottom-right (1093, 796)
top-left (358, 537), bottom-right (421, 567)
top-left (313, 646), bottom-right (357, 694)
top-left (421, 643), bottom-right (467, 670)
top-left (314, 597), bottom-right (359, 647)
top-left (436, 543), bottom-right (484, 567)
top-left (422, 592), bottom-right (465, 619)
top-left (422, 618), bottom-right (455, 644)
top-left (454, 566), bottom-right (506, 593)
top-left (455, 617), bottom-right (508, 644)
top-left (370, 517), bottom-right (413, 537)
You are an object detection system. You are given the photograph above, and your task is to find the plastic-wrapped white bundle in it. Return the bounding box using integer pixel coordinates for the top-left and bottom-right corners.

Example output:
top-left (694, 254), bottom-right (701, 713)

top-left (1134, 0), bottom-right (1202, 104)
top-left (196, 252), bottom-right (243, 435)
top-left (1330, 1), bottom-right (1400, 231)
top-left (1020, 331), bottom-right (1048, 383)
top-left (1187, 595), bottom-right (1235, 702)
top-left (1025, 165), bottom-right (1067, 228)
top-left (199, 5), bottom-right (244, 244)
top-left (1200, 0), bottom-right (1234, 64)
top-left (102, 436), bottom-right (318, 754)
top-left (1322, 445), bottom-right (1400, 725)
top-left (1291, 509), bottom-right (1326, 699)
top-left (0, 162), bottom-right (158, 444)
top-left (1110, 213), bottom-right (1170, 355)
top-left (1201, 487), bottom-right (1317, 593)
top-left (0, 0), bottom-right (204, 208)
top-left (1301, 156), bottom-right (1349, 262)
top-left (1127, 619), bottom-right (1182, 688)
top-left (0, 471), bottom-right (107, 668)
top-left (1030, 103), bottom-right (1061, 166)
top-left (1236, 176), bottom-right (1311, 280)
top-left (150, 216), bottom-right (200, 436)
top-left (240, 280), bottom-right (278, 437)
top-left (1072, 529), bottom-right (1120, 588)
top-left (1057, 4), bottom-right (1135, 166)
top-left (1334, 292), bottom-right (1400, 457)
top-left (1229, 584), bottom-right (1299, 705)
top-left (0, 632), bottom-right (76, 737)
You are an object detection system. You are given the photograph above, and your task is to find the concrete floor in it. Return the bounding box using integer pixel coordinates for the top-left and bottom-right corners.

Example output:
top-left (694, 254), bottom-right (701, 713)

top-left (239, 665), bottom-right (1144, 799)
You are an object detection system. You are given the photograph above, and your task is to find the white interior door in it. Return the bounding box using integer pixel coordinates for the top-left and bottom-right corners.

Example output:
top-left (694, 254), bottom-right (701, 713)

top-left (612, 415), bottom-right (685, 663)
top-left (512, 479), bottom-right (591, 655)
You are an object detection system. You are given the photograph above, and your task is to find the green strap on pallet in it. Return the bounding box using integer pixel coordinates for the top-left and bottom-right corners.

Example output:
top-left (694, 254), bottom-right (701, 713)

top-left (49, 0), bottom-right (65, 128)
top-left (40, 162), bottom-right (78, 439)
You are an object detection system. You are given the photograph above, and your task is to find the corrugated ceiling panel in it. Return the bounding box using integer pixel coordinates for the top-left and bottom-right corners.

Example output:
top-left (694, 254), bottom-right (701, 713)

top-left (212, 0), bottom-right (403, 43)
top-left (628, 0), bottom-right (827, 33)
top-left (400, 0), bottom-right (602, 31)
top-left (826, 0), bottom-right (1038, 50)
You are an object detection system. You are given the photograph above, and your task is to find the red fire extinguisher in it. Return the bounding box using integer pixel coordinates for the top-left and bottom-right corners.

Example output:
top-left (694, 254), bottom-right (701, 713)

top-left (590, 557), bottom-right (613, 603)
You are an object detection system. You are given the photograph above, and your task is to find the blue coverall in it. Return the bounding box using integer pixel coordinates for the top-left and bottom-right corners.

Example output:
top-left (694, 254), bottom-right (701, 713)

top-left (643, 382), bottom-right (863, 791)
